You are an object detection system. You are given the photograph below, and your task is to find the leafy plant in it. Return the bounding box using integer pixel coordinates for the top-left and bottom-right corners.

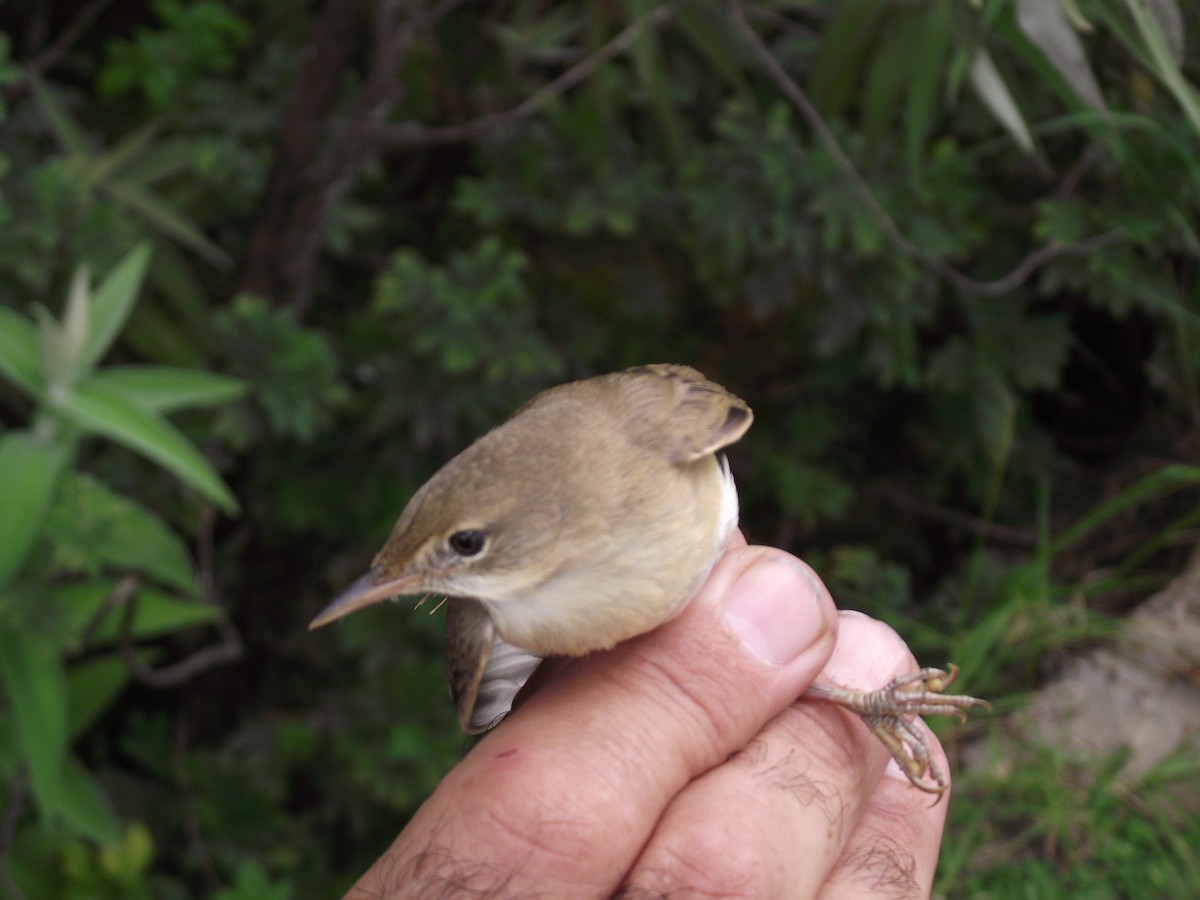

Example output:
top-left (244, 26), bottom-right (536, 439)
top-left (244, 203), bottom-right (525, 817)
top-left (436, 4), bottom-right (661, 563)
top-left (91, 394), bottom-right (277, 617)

top-left (0, 244), bottom-right (243, 892)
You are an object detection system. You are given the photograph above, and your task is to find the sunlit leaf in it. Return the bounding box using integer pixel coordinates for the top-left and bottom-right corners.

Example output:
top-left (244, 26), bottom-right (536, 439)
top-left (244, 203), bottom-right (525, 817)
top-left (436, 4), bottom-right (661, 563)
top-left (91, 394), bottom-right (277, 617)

top-left (1016, 0), bottom-right (1106, 114)
top-left (969, 49), bottom-right (1035, 153)
top-left (55, 379), bottom-right (239, 513)
top-left (83, 242), bottom-right (153, 371)
top-left (92, 366), bottom-right (246, 413)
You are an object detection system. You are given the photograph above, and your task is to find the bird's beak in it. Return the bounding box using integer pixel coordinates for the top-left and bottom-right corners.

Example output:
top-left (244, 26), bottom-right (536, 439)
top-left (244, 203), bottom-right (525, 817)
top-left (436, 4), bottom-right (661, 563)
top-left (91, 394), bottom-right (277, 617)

top-left (308, 565), bottom-right (424, 629)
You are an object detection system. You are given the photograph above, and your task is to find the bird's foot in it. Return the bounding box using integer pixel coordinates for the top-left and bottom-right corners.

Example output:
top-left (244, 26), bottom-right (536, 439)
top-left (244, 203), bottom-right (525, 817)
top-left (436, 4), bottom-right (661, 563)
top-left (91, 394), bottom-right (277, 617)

top-left (804, 665), bottom-right (991, 795)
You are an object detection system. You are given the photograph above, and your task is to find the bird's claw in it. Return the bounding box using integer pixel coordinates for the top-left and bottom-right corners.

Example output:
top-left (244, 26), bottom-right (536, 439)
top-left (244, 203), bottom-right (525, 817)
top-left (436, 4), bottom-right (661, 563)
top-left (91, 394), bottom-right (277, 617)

top-left (805, 664), bottom-right (991, 796)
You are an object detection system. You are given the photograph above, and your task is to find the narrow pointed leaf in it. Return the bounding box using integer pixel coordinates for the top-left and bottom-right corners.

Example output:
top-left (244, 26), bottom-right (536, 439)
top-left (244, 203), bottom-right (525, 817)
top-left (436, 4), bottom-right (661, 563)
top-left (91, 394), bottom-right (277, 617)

top-left (0, 627), bottom-right (68, 820)
top-left (1126, 0), bottom-right (1200, 136)
top-left (83, 243), bottom-right (153, 370)
top-left (92, 366), bottom-right (246, 413)
top-left (29, 76), bottom-right (90, 157)
top-left (0, 307), bottom-right (45, 394)
top-left (56, 379), bottom-right (239, 513)
top-left (67, 652), bottom-right (135, 740)
top-left (60, 752), bottom-right (121, 843)
top-left (1016, 0), bottom-right (1106, 114)
top-left (0, 432), bottom-right (69, 587)
top-left (104, 180), bottom-right (231, 269)
top-left (969, 50), bottom-right (1035, 153)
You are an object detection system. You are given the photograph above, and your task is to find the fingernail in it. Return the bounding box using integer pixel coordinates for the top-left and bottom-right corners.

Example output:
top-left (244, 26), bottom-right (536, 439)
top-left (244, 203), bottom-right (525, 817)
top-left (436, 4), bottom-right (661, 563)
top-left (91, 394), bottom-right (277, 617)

top-left (723, 559), bottom-right (828, 665)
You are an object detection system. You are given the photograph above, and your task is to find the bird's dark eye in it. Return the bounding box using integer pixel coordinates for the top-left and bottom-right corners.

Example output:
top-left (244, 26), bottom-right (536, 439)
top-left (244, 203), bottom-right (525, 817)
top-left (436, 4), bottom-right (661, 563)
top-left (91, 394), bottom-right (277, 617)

top-left (448, 529), bottom-right (487, 557)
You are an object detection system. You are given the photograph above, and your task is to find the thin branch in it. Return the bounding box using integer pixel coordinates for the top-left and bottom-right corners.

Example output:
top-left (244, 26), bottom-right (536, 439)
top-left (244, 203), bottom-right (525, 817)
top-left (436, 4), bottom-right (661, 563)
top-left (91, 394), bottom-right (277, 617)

top-left (364, 1), bottom-right (679, 150)
top-left (108, 575), bottom-right (244, 688)
top-left (728, 1), bottom-right (1123, 297)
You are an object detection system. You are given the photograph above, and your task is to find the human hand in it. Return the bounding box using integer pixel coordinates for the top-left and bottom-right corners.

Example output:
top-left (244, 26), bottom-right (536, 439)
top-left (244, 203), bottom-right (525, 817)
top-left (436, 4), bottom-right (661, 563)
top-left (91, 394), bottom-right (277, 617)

top-left (346, 537), bottom-right (950, 898)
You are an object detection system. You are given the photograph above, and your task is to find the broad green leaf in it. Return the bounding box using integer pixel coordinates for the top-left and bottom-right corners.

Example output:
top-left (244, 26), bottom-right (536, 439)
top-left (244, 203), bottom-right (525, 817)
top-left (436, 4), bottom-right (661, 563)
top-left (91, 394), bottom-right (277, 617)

top-left (0, 626), bottom-right (68, 820)
top-left (1016, 0), bottom-right (1105, 114)
top-left (66, 651), bottom-right (135, 739)
top-left (0, 432), bottom-right (69, 587)
top-left (82, 242), bottom-right (153, 371)
top-left (60, 752), bottom-right (121, 843)
top-left (104, 180), bottom-right (232, 269)
top-left (85, 586), bottom-right (221, 644)
top-left (969, 49), bottom-right (1035, 153)
top-left (45, 472), bottom-right (198, 594)
top-left (92, 366), bottom-right (245, 413)
top-left (55, 379), bottom-right (239, 513)
top-left (0, 307), bottom-right (45, 394)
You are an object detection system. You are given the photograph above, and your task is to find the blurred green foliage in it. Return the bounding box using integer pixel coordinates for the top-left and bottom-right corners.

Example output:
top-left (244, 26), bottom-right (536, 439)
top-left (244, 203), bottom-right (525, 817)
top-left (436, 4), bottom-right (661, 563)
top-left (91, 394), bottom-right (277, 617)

top-left (0, 0), bottom-right (1198, 895)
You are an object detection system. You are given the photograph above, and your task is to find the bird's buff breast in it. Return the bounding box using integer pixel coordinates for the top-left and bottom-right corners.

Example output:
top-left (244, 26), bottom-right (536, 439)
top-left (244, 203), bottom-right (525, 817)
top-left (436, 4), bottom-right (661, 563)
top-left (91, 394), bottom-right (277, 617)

top-left (480, 455), bottom-right (739, 657)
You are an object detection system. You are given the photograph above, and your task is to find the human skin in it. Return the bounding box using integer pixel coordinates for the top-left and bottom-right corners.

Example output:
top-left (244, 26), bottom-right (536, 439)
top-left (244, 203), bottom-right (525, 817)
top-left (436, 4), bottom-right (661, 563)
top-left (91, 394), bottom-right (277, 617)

top-left (344, 534), bottom-right (950, 898)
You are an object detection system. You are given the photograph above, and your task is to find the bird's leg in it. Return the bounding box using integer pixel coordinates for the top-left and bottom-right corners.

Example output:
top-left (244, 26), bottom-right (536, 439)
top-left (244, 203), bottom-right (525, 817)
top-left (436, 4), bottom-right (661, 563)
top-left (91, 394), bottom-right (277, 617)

top-left (802, 665), bottom-right (991, 795)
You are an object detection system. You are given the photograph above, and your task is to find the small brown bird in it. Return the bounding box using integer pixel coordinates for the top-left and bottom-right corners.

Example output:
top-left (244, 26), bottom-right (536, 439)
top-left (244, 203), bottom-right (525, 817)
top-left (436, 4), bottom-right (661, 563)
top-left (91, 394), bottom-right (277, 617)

top-left (310, 365), bottom-right (988, 792)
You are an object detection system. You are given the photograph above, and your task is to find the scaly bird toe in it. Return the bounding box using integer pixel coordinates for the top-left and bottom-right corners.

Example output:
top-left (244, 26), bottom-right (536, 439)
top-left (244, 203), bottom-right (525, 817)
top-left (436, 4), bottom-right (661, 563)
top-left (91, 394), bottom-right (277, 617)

top-left (804, 664), bottom-right (991, 795)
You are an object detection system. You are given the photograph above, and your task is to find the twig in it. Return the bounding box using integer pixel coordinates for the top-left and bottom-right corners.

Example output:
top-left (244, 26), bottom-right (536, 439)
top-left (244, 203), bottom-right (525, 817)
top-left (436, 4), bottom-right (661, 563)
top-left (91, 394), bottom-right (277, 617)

top-left (77, 573), bottom-right (142, 649)
top-left (364, 2), bottom-right (679, 149)
top-left (727, 1), bottom-right (1123, 297)
top-left (118, 589), bottom-right (243, 687)
top-left (97, 574), bottom-right (243, 688)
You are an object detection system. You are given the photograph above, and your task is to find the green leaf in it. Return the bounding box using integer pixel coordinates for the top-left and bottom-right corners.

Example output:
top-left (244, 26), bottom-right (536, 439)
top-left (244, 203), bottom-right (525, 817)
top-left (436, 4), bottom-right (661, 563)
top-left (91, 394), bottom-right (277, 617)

top-left (0, 307), bottom-right (46, 395)
top-left (0, 625), bottom-right (68, 820)
top-left (60, 752), bottom-right (121, 843)
top-left (1052, 465), bottom-right (1200, 554)
top-left (83, 243), bottom-right (153, 371)
top-left (55, 379), bottom-right (239, 513)
top-left (29, 76), bottom-right (90, 157)
top-left (1124, 0), bottom-right (1200, 138)
top-left (45, 472), bottom-right (198, 594)
top-left (0, 432), bottom-right (69, 587)
top-left (906, 0), bottom-right (952, 172)
top-left (66, 651), bottom-right (135, 739)
top-left (85, 586), bottom-right (221, 644)
top-left (1015, 0), bottom-right (1105, 114)
top-left (92, 366), bottom-right (246, 413)
top-left (810, 0), bottom-right (888, 117)
top-left (969, 49), bottom-right (1034, 153)
top-left (104, 179), bottom-right (231, 269)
